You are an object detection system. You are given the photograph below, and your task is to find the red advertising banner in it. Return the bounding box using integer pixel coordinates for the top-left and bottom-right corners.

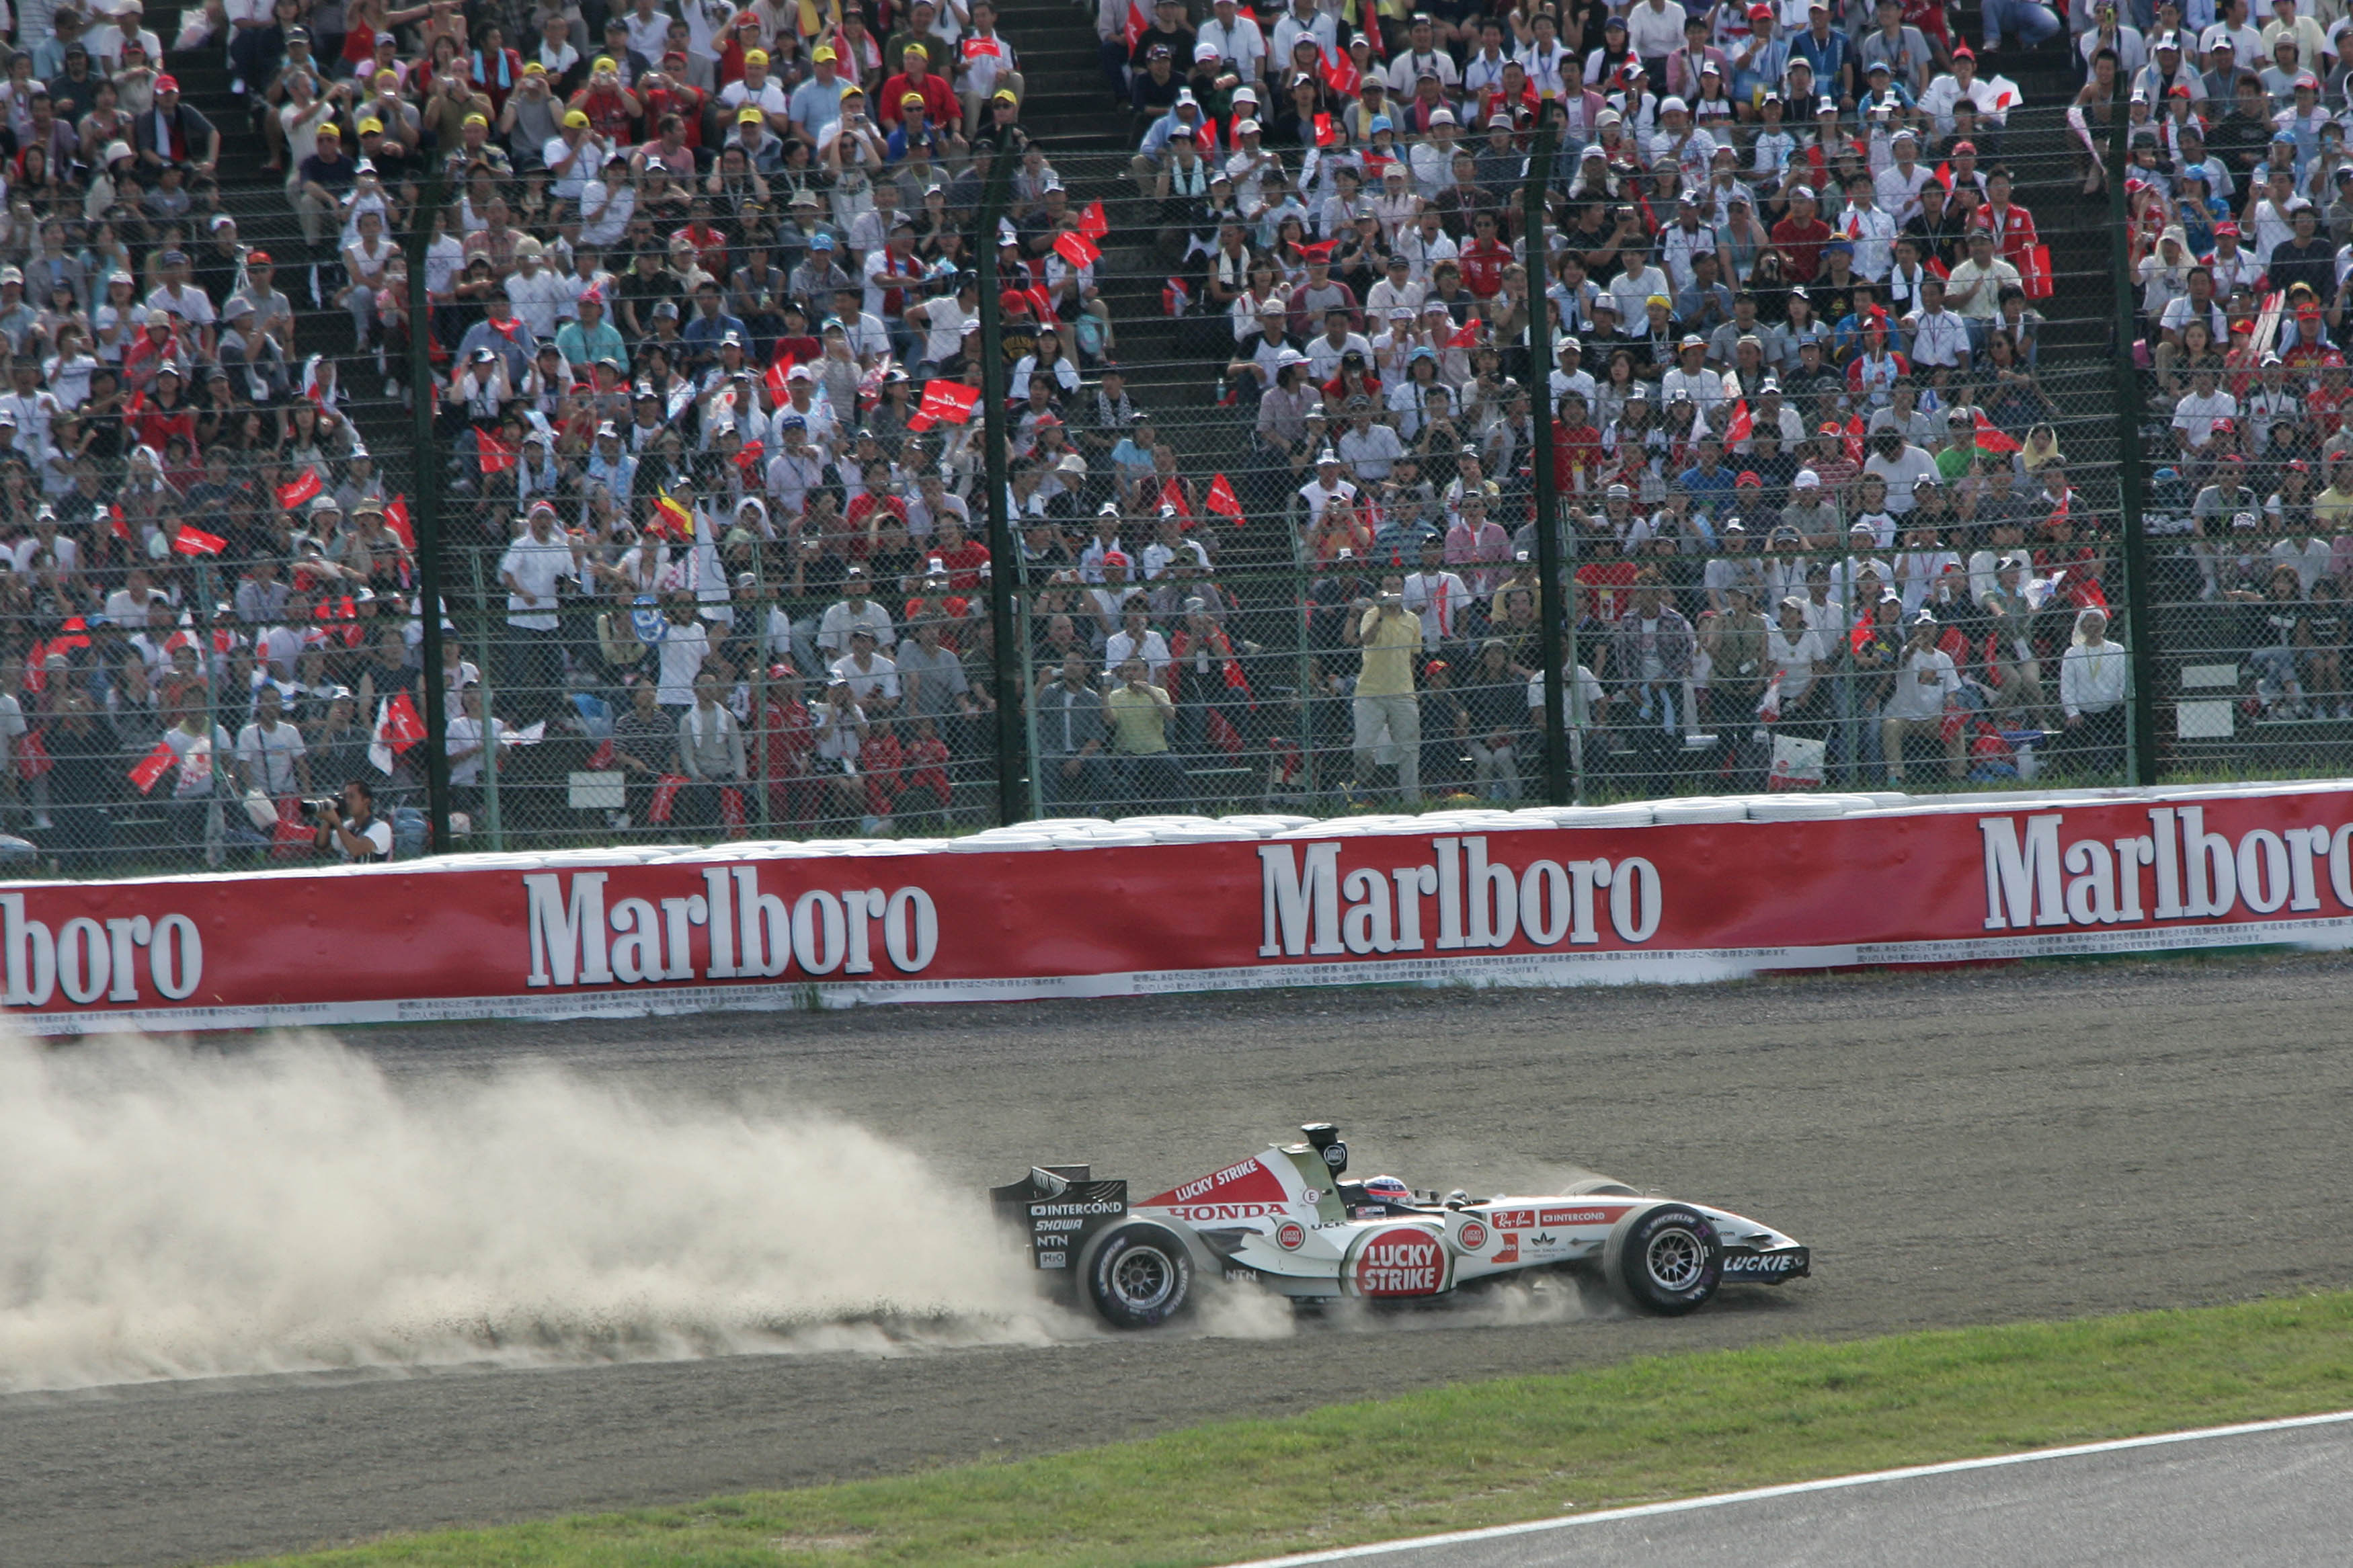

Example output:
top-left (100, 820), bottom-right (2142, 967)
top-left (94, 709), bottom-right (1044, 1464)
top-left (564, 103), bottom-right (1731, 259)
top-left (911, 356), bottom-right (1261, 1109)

top-left (7, 786), bottom-right (2353, 1034)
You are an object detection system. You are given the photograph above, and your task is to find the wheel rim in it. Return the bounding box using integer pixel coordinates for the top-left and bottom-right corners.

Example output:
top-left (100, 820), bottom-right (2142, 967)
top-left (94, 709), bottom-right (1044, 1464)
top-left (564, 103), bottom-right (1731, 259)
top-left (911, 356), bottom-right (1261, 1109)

top-left (1111, 1246), bottom-right (1176, 1310)
top-left (1644, 1227), bottom-right (1706, 1292)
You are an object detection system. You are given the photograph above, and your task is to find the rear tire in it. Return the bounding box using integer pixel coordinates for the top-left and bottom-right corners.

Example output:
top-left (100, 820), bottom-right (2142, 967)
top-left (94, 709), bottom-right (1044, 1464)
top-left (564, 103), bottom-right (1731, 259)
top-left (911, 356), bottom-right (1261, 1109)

top-left (1603, 1204), bottom-right (1720, 1315)
top-left (1083, 1222), bottom-right (1195, 1329)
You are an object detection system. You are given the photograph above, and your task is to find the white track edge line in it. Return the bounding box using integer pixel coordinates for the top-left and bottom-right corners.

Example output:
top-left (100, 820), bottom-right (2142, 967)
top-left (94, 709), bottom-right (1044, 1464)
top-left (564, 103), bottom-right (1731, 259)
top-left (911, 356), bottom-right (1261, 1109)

top-left (1220, 1408), bottom-right (2353, 1567)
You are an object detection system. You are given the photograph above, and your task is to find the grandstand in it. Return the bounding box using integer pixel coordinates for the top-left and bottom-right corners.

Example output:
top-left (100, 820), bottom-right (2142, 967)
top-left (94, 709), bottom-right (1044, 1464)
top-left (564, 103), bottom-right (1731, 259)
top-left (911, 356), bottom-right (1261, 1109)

top-left (0, 0), bottom-right (2339, 871)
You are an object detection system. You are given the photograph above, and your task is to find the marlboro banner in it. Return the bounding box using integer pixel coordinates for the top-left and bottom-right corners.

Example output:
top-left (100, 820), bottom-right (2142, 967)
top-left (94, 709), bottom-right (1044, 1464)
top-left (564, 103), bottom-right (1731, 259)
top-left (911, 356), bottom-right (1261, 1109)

top-left (7, 784), bottom-right (2353, 1034)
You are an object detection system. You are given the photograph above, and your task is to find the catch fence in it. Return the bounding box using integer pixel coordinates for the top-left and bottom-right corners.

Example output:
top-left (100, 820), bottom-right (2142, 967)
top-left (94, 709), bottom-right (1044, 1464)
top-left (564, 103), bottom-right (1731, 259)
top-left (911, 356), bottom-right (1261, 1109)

top-left (9, 96), bottom-right (2344, 873)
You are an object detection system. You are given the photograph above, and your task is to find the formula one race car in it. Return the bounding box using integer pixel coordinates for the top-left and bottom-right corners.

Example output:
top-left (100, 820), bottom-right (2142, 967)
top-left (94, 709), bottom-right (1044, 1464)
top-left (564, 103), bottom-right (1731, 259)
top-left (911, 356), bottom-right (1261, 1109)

top-left (992, 1124), bottom-right (1808, 1329)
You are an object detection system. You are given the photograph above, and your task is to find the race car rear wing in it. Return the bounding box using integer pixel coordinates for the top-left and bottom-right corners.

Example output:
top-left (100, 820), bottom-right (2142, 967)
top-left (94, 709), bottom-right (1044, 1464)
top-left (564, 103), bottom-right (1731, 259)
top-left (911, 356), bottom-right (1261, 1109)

top-left (988, 1165), bottom-right (1129, 1272)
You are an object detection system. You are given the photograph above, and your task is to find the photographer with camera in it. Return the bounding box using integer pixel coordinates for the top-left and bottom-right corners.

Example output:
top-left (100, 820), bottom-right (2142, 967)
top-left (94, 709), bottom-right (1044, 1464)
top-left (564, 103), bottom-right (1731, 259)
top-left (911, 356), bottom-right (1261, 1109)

top-left (309, 778), bottom-right (394, 862)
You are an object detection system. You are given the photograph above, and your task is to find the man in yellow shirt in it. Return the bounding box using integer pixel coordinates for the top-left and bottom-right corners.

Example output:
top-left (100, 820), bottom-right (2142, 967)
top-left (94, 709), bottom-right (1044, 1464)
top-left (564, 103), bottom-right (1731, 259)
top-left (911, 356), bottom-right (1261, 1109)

top-left (2311, 454), bottom-right (2353, 536)
top-left (1106, 656), bottom-right (1187, 809)
top-left (1349, 590), bottom-right (1423, 805)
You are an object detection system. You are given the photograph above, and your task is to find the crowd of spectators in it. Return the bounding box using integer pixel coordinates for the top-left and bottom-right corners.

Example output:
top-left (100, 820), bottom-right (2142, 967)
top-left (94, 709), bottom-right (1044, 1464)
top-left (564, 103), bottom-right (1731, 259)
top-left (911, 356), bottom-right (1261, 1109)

top-left (1106, 0), bottom-right (2139, 798)
top-left (1, 0), bottom-right (2345, 869)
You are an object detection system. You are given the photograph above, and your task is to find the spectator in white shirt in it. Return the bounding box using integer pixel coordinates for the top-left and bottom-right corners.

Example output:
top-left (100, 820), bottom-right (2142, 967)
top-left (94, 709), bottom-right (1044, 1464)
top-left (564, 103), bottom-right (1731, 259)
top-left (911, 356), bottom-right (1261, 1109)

top-left (1880, 612), bottom-right (1963, 781)
top-left (235, 685), bottom-right (313, 798)
top-left (2171, 365), bottom-right (2237, 454)
top-left (1905, 278), bottom-right (1972, 378)
top-left (830, 626), bottom-right (900, 712)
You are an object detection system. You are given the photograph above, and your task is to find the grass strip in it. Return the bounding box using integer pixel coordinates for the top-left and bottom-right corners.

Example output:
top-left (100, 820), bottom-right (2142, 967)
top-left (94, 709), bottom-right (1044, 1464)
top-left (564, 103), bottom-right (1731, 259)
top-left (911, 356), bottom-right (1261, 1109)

top-left (237, 1291), bottom-right (2353, 1568)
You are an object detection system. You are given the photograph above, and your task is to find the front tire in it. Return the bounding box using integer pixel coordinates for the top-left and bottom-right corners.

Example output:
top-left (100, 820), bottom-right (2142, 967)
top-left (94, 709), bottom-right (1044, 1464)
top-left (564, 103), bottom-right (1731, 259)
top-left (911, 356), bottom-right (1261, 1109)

top-left (1603, 1204), bottom-right (1720, 1315)
top-left (1084, 1222), bottom-right (1195, 1329)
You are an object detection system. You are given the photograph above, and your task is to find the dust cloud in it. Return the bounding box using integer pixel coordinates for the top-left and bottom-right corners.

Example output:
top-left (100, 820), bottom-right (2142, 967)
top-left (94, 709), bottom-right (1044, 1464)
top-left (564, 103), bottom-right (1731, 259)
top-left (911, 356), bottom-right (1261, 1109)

top-left (0, 1028), bottom-right (1087, 1393)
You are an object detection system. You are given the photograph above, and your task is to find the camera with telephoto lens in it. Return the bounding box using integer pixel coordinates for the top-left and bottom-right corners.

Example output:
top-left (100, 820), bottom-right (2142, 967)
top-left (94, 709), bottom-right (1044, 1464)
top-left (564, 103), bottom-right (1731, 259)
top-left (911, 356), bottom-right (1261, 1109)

top-left (297, 797), bottom-right (340, 822)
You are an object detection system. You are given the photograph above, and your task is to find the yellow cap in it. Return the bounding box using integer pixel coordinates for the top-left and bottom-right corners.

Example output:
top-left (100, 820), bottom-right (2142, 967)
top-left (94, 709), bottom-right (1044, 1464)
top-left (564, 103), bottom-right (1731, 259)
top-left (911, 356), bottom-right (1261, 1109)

top-left (813, 44), bottom-right (837, 60)
top-left (463, 112), bottom-right (489, 126)
top-left (563, 108), bottom-right (592, 126)
top-left (841, 82), bottom-right (865, 95)
top-left (357, 116), bottom-right (383, 133)
top-left (904, 42), bottom-right (928, 60)
top-left (592, 54), bottom-right (617, 72)
top-left (992, 87), bottom-right (1017, 102)
top-left (372, 68), bottom-right (398, 86)
top-left (744, 46), bottom-right (768, 64)
top-left (737, 106), bottom-right (764, 122)
top-left (902, 91), bottom-right (924, 107)
top-left (522, 60), bottom-right (547, 74)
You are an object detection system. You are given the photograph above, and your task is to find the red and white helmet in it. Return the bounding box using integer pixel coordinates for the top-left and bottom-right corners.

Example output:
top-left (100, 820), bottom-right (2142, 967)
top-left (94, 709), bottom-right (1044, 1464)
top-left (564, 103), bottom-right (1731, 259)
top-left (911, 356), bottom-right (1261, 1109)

top-left (1360, 1175), bottom-right (1412, 1206)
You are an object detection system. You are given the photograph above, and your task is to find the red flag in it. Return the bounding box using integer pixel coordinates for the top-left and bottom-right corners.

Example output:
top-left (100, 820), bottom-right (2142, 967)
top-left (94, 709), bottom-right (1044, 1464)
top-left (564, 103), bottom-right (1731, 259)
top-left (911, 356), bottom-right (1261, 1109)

top-left (380, 689), bottom-right (427, 753)
top-left (128, 737), bottom-right (176, 794)
top-left (383, 495), bottom-right (416, 549)
top-left (1159, 476), bottom-right (1194, 522)
top-left (1314, 112), bottom-right (1338, 147)
top-left (1123, 0), bottom-right (1146, 47)
top-left (108, 505), bottom-right (130, 543)
top-left (908, 378), bottom-right (982, 433)
top-left (1322, 54), bottom-right (1360, 96)
top-left (478, 429), bottom-right (517, 474)
top-left (1052, 231), bottom-right (1102, 269)
top-left (647, 772), bottom-right (687, 823)
top-left (1077, 200), bottom-right (1110, 241)
top-left (1972, 411), bottom-right (2022, 454)
top-left (1448, 319), bottom-right (1481, 348)
top-left (276, 468), bottom-right (323, 511)
top-left (1842, 415), bottom-right (1866, 466)
top-left (1722, 399), bottom-right (1753, 446)
top-left (764, 358), bottom-right (795, 401)
top-left (1205, 473), bottom-right (1244, 524)
top-left (15, 727), bottom-right (50, 778)
top-left (733, 439), bottom-right (765, 476)
top-left (52, 617), bottom-right (91, 655)
top-left (171, 524), bottom-right (227, 556)
top-left (588, 738), bottom-right (616, 770)
top-left (1849, 615), bottom-right (1876, 654)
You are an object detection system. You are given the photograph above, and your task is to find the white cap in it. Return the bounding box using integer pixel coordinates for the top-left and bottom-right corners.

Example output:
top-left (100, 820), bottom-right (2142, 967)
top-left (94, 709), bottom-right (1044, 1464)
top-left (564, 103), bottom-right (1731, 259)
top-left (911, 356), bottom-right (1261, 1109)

top-left (1794, 469), bottom-right (1821, 489)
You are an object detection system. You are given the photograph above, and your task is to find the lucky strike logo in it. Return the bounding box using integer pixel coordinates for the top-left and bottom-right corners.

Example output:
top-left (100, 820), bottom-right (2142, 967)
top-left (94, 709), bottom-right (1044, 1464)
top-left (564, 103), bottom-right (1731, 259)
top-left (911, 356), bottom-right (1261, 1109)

top-left (1164, 1157), bottom-right (1268, 1205)
top-left (1353, 1227), bottom-right (1445, 1297)
top-left (1275, 1221), bottom-right (1306, 1251)
top-left (1457, 1220), bottom-right (1488, 1251)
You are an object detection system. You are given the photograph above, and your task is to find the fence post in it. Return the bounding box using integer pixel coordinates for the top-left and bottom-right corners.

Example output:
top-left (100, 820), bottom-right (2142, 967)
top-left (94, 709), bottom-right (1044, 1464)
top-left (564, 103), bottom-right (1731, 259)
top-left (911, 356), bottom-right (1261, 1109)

top-left (752, 538), bottom-right (770, 838)
top-left (2106, 68), bottom-right (2157, 785)
top-left (196, 561), bottom-right (225, 866)
top-left (974, 149), bottom-right (1025, 826)
top-left (402, 167), bottom-right (453, 854)
top-left (1523, 121), bottom-right (1568, 809)
top-left (467, 550), bottom-right (503, 850)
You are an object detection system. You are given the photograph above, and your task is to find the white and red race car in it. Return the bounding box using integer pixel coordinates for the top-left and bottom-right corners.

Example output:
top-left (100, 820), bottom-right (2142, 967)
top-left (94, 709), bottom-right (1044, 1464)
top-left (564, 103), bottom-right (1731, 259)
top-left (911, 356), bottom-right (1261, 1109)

top-left (992, 1124), bottom-right (1809, 1329)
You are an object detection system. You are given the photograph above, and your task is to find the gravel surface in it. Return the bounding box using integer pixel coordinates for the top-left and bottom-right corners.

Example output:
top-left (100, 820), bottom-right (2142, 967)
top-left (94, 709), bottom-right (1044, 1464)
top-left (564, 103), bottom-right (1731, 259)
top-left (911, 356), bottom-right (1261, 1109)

top-left (5, 956), bottom-right (2350, 1568)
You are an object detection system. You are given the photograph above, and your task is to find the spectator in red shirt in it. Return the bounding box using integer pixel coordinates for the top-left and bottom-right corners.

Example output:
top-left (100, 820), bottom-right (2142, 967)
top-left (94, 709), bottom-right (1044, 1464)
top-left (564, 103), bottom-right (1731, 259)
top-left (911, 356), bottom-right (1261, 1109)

top-left (846, 460), bottom-right (906, 554)
top-left (569, 56), bottom-right (641, 139)
top-left (901, 716), bottom-right (954, 822)
top-left (1971, 169), bottom-right (2038, 269)
top-left (128, 364), bottom-right (200, 454)
top-left (1771, 184), bottom-right (1834, 282)
top-left (879, 44), bottom-right (959, 129)
top-left (928, 518), bottom-right (992, 589)
top-left (1553, 390), bottom-right (1605, 494)
top-left (1458, 210), bottom-right (1513, 298)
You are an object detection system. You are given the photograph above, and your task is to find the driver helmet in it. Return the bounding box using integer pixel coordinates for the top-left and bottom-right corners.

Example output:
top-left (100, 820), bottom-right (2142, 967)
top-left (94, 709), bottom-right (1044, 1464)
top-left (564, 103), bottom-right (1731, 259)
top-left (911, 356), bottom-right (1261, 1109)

top-left (1360, 1174), bottom-right (1413, 1206)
